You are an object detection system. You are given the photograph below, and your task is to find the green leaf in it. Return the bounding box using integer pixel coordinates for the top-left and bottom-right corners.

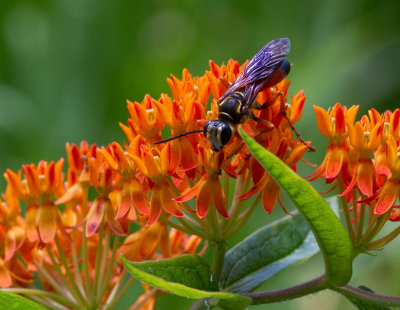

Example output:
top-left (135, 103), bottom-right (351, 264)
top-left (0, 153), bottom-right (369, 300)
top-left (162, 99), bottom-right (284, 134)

top-left (239, 127), bottom-right (353, 286)
top-left (121, 254), bottom-right (251, 310)
top-left (0, 291), bottom-right (47, 310)
top-left (220, 210), bottom-right (319, 292)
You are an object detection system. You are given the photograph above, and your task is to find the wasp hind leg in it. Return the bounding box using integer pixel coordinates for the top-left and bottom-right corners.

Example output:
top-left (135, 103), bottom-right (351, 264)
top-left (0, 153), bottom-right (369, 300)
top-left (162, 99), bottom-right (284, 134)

top-left (275, 90), bottom-right (315, 152)
top-left (254, 90), bottom-right (315, 152)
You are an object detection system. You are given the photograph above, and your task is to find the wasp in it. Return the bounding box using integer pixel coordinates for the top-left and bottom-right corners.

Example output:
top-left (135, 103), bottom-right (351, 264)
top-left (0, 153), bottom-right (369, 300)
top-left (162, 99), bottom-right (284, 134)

top-left (155, 38), bottom-right (313, 152)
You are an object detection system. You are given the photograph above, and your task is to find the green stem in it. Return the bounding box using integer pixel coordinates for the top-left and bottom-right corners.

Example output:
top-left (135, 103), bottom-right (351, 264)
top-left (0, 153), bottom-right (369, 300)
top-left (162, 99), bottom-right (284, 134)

top-left (97, 235), bottom-right (120, 304)
top-left (224, 194), bottom-right (261, 239)
top-left (70, 237), bottom-right (85, 299)
top-left (159, 216), bottom-right (192, 235)
top-left (368, 224), bottom-right (400, 250)
top-left (106, 275), bottom-right (135, 309)
top-left (355, 203), bottom-right (366, 243)
top-left (352, 190), bottom-right (359, 237)
top-left (337, 179), bottom-right (355, 240)
top-left (2, 288), bottom-right (77, 308)
top-left (331, 284), bottom-right (400, 307)
top-left (176, 216), bottom-right (209, 239)
top-left (28, 295), bottom-right (68, 310)
top-left (130, 288), bottom-right (158, 310)
top-left (224, 172), bottom-right (231, 210)
top-left (46, 245), bottom-right (87, 306)
top-left (98, 230), bottom-right (111, 294)
top-left (81, 185), bottom-right (93, 303)
top-left (54, 236), bottom-right (88, 307)
top-left (211, 240), bottom-right (226, 282)
top-left (205, 202), bottom-right (219, 238)
top-left (91, 218), bottom-right (105, 306)
top-left (361, 211), bottom-right (390, 245)
top-left (243, 275), bottom-right (327, 304)
top-left (33, 260), bottom-right (70, 301)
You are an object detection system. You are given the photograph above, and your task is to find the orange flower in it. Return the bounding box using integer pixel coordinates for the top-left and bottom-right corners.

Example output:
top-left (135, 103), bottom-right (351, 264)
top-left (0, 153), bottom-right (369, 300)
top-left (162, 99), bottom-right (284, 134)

top-left (99, 142), bottom-right (149, 221)
top-left (120, 94), bottom-right (165, 144)
top-left (175, 144), bottom-right (228, 218)
top-left (4, 160), bottom-right (65, 244)
top-left (239, 128), bottom-right (308, 213)
top-left (342, 114), bottom-right (383, 196)
top-left (128, 136), bottom-right (186, 226)
top-left (375, 137), bottom-right (400, 214)
top-left (308, 103), bottom-right (359, 183)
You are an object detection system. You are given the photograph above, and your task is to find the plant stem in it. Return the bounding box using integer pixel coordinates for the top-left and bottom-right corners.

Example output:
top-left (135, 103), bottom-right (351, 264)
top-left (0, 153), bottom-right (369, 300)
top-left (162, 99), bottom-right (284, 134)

top-left (2, 288), bottom-right (77, 308)
top-left (130, 288), bottom-right (158, 310)
top-left (46, 245), bottom-right (87, 307)
top-left (33, 260), bottom-right (70, 301)
top-left (81, 185), bottom-right (93, 303)
top-left (71, 237), bottom-right (85, 298)
top-left (337, 179), bottom-right (355, 240)
top-left (53, 237), bottom-right (88, 307)
top-left (92, 218), bottom-right (105, 306)
top-left (211, 240), bottom-right (226, 282)
top-left (368, 224), bottom-right (400, 250)
top-left (97, 235), bottom-right (120, 304)
top-left (331, 284), bottom-right (400, 307)
top-left (224, 194), bottom-right (261, 239)
top-left (243, 275), bottom-right (327, 304)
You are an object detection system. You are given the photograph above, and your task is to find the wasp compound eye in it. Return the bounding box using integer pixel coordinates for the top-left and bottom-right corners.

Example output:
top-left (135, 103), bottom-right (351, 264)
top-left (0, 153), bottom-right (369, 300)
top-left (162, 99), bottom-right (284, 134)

top-left (204, 120), bottom-right (230, 152)
top-left (219, 123), bottom-right (232, 146)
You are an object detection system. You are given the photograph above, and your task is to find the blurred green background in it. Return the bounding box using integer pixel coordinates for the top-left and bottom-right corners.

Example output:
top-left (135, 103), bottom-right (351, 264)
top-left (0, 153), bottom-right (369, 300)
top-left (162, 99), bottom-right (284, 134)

top-left (1, 0), bottom-right (400, 309)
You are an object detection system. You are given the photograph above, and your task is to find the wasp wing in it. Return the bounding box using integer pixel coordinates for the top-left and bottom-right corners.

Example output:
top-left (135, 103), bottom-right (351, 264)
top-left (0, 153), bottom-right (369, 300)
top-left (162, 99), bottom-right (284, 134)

top-left (220, 38), bottom-right (290, 105)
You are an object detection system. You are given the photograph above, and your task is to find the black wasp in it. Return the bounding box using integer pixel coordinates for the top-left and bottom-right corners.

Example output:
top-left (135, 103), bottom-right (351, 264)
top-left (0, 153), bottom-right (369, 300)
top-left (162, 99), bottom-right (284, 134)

top-left (155, 38), bottom-right (313, 152)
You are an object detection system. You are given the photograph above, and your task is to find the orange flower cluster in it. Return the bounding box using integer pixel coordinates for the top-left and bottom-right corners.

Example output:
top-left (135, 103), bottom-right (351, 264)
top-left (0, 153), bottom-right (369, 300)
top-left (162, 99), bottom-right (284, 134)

top-left (115, 60), bottom-right (309, 223)
top-left (0, 59), bottom-right (309, 308)
top-left (310, 104), bottom-right (400, 219)
top-left (0, 144), bottom-right (203, 307)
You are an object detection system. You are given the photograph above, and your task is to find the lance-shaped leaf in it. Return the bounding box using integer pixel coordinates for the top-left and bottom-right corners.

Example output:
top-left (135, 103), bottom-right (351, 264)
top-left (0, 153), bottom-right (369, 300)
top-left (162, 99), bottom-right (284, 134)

top-left (220, 210), bottom-right (319, 292)
top-left (239, 127), bottom-right (352, 286)
top-left (121, 254), bottom-right (251, 310)
top-left (0, 291), bottom-right (47, 310)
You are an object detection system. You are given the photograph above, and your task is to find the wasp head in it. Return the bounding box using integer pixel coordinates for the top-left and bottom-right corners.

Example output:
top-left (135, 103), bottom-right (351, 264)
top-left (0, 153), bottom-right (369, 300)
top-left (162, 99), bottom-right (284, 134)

top-left (203, 120), bottom-right (233, 152)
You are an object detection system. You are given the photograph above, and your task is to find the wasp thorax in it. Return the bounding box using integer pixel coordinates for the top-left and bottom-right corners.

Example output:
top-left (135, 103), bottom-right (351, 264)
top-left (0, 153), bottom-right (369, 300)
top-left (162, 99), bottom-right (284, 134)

top-left (218, 94), bottom-right (243, 124)
top-left (204, 120), bottom-right (233, 152)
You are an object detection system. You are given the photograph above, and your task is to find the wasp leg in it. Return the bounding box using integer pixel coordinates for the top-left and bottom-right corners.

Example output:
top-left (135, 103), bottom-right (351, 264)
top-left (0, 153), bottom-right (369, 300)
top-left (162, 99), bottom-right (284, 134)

top-left (219, 76), bottom-right (231, 89)
top-left (253, 93), bottom-right (280, 110)
top-left (276, 90), bottom-right (315, 152)
top-left (249, 113), bottom-right (259, 122)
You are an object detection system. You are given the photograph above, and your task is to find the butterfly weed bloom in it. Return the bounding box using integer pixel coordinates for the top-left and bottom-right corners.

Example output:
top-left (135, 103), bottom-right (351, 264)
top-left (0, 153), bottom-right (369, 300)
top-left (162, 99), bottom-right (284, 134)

top-left (311, 105), bottom-right (400, 255)
top-left (0, 148), bottom-right (204, 309)
top-left (0, 57), bottom-right (309, 309)
top-left (115, 60), bottom-right (310, 238)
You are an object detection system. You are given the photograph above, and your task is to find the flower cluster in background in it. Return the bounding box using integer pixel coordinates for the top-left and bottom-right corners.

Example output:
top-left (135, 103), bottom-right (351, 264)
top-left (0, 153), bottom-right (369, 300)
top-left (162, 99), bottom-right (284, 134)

top-left (310, 104), bottom-right (400, 254)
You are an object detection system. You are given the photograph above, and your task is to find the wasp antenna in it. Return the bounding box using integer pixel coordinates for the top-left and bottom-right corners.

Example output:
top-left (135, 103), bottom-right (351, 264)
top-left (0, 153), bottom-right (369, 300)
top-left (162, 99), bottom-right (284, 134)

top-left (153, 130), bottom-right (203, 145)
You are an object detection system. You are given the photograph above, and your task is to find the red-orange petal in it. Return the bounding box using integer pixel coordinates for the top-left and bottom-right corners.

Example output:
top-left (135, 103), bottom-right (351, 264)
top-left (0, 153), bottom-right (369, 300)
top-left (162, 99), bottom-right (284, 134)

top-left (261, 180), bottom-right (280, 214)
top-left (86, 198), bottom-right (105, 236)
top-left (37, 204), bottom-right (59, 243)
top-left (147, 187), bottom-right (163, 226)
top-left (313, 106), bottom-right (331, 137)
top-left (196, 178), bottom-right (213, 219)
top-left (212, 179), bottom-right (228, 218)
top-left (325, 147), bottom-right (344, 179)
top-left (375, 181), bottom-right (399, 214)
top-left (0, 260), bottom-right (12, 288)
top-left (357, 160), bottom-right (374, 196)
